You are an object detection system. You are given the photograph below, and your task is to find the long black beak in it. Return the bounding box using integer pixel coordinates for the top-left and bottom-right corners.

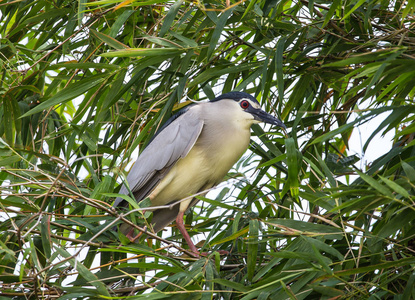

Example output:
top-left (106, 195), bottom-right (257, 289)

top-left (249, 107), bottom-right (286, 129)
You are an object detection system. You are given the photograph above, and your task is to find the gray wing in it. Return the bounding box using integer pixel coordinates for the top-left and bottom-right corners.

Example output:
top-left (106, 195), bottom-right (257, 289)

top-left (113, 107), bottom-right (204, 207)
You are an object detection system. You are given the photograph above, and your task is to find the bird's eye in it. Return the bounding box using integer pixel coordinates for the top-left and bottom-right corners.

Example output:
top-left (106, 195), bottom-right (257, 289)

top-left (240, 100), bottom-right (249, 109)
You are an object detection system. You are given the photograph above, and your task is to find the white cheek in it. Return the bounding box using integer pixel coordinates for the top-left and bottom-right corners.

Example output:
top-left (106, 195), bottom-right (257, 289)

top-left (234, 112), bottom-right (256, 129)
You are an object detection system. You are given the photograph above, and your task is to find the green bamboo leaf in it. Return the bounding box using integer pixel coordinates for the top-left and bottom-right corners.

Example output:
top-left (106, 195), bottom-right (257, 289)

top-left (341, 0), bottom-right (368, 21)
top-left (0, 196), bottom-right (37, 211)
top-left (29, 239), bottom-right (43, 272)
top-left (378, 175), bottom-right (410, 198)
top-left (202, 261), bottom-right (214, 300)
top-left (109, 9), bottom-right (135, 38)
top-left (242, 0), bottom-right (258, 19)
top-left (375, 209), bottom-right (415, 241)
top-left (315, 150), bottom-right (337, 188)
top-left (110, 193), bottom-right (141, 210)
top-left (363, 51), bottom-right (401, 100)
top-left (169, 32), bottom-right (198, 48)
top-left (55, 247), bottom-right (111, 296)
top-left (117, 262), bottom-right (181, 273)
top-left (355, 170), bottom-right (393, 197)
top-left (281, 74), bottom-right (311, 120)
top-left (257, 292), bottom-right (271, 300)
top-left (275, 36), bottom-right (286, 102)
top-left (143, 36), bottom-right (183, 48)
top-left (322, 0), bottom-right (340, 27)
top-left (100, 246), bottom-right (183, 267)
top-left (323, 49), bottom-right (399, 67)
top-left (242, 272), bottom-right (302, 295)
top-left (329, 194), bottom-right (376, 213)
top-left (396, 121), bottom-right (415, 138)
top-left (311, 244), bottom-right (333, 275)
top-left (188, 62), bottom-right (261, 88)
top-left (78, 0), bottom-right (87, 27)
top-left (303, 236), bottom-right (344, 260)
top-left (284, 137), bottom-right (299, 199)
top-left (40, 216), bottom-right (52, 260)
top-left (363, 106), bottom-right (409, 152)
top-left (207, 8), bottom-right (234, 60)
top-left (211, 279), bottom-right (250, 292)
top-left (401, 161), bottom-right (415, 183)
top-left (271, 20), bottom-right (299, 32)
top-left (21, 8), bottom-right (72, 25)
top-left (90, 175), bottom-right (114, 200)
top-left (258, 153), bottom-right (286, 168)
top-left (209, 227), bottom-right (249, 246)
top-left (268, 219), bottom-right (343, 239)
top-left (309, 120), bottom-right (355, 145)
top-left (21, 74), bottom-right (106, 118)
top-left (100, 47), bottom-right (186, 57)
top-left (267, 250), bottom-right (315, 261)
top-left (309, 107), bottom-right (401, 146)
top-left (261, 53), bottom-right (271, 95)
top-left (159, 0), bottom-right (183, 37)
top-left (6, 85), bottom-right (41, 94)
top-left (370, 69), bottom-right (415, 102)
top-left (58, 288), bottom-right (103, 299)
top-left (401, 0), bottom-right (415, 24)
top-left (2, 98), bottom-right (16, 144)
top-left (247, 219), bottom-right (259, 282)
top-left (403, 271), bottom-right (415, 300)
top-left (47, 62), bottom-right (120, 70)
top-left (318, 257), bottom-right (415, 280)
top-left (302, 156), bottom-right (325, 180)
top-left (90, 28), bottom-right (128, 49)
top-left (197, 196), bottom-right (240, 211)
top-left (310, 285), bottom-right (344, 297)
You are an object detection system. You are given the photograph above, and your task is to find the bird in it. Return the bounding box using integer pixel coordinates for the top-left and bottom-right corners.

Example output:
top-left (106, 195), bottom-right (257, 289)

top-left (113, 91), bottom-right (285, 257)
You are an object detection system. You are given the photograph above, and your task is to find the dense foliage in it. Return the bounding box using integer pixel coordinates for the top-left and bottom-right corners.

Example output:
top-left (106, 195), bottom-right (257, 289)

top-left (1, 0), bottom-right (415, 298)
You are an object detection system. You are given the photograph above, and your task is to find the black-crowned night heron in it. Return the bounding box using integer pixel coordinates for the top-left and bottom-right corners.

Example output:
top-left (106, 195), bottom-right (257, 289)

top-left (114, 91), bottom-right (285, 257)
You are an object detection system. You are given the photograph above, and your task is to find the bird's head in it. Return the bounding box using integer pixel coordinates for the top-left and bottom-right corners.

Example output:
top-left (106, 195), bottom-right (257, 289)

top-left (210, 91), bottom-right (286, 129)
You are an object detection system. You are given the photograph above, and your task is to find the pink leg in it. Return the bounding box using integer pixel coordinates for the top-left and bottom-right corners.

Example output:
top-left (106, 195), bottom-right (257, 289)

top-left (126, 226), bottom-right (145, 243)
top-left (126, 227), bottom-right (135, 239)
top-left (176, 211), bottom-right (200, 257)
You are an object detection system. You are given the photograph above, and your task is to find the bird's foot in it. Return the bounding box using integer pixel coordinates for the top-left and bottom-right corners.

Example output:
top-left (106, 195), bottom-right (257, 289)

top-left (126, 226), bottom-right (146, 243)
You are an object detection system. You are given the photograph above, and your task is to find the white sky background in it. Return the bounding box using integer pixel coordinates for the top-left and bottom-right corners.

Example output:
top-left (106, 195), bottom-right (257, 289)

top-left (349, 111), bottom-right (395, 169)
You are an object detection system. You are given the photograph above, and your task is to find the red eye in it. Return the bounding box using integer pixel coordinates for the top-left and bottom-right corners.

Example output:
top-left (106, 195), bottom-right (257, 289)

top-left (240, 100), bottom-right (249, 109)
